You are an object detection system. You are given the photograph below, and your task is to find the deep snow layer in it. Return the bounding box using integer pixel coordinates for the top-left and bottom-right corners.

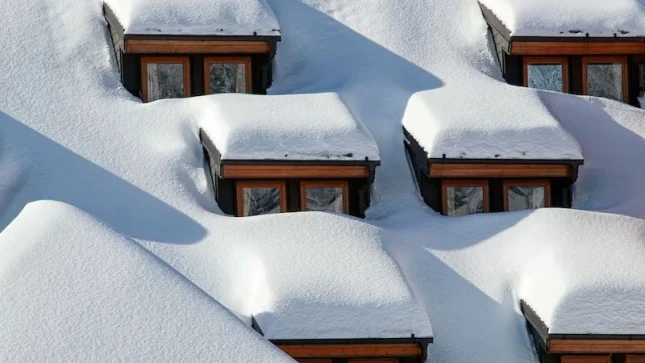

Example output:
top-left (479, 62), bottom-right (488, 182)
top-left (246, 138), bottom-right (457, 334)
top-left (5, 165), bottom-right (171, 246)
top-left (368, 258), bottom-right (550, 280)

top-left (1, 0), bottom-right (645, 362)
top-left (0, 201), bottom-right (292, 362)
top-left (479, 0), bottom-right (645, 37)
top-left (104, 0), bottom-right (280, 36)
top-left (198, 93), bottom-right (380, 161)
top-left (402, 89), bottom-right (583, 160)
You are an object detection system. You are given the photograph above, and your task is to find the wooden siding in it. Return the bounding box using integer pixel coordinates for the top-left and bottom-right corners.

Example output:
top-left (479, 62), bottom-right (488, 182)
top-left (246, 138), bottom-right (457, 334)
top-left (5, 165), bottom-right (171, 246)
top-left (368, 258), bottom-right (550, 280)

top-left (627, 355), bottom-right (645, 363)
top-left (126, 39), bottom-right (272, 54)
top-left (560, 355), bottom-right (611, 363)
top-left (222, 165), bottom-right (371, 179)
top-left (429, 164), bottom-right (572, 178)
top-left (550, 339), bottom-right (645, 354)
top-left (511, 41), bottom-right (645, 56)
top-left (277, 343), bottom-right (422, 358)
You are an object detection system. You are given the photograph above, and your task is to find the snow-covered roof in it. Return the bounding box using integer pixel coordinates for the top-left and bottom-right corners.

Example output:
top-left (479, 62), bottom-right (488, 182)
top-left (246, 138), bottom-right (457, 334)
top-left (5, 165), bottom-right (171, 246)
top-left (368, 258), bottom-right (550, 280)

top-left (479, 0), bottom-right (645, 37)
top-left (104, 0), bottom-right (280, 36)
top-left (0, 201), bottom-right (291, 362)
top-left (402, 88), bottom-right (584, 160)
top-left (245, 212), bottom-right (432, 340)
top-left (519, 211), bottom-right (645, 335)
top-left (198, 93), bottom-right (380, 162)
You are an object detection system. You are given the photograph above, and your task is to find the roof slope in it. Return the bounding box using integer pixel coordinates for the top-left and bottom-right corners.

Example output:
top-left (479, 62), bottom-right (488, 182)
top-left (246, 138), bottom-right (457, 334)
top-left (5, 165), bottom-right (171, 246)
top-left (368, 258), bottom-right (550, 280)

top-left (198, 93), bottom-right (380, 161)
top-left (104, 0), bottom-right (280, 36)
top-left (479, 0), bottom-right (645, 37)
top-left (0, 201), bottom-right (291, 362)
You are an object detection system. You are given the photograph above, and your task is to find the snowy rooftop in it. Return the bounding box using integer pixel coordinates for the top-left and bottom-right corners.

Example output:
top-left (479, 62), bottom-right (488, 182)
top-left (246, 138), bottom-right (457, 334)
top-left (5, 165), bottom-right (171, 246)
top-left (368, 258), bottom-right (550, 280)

top-left (104, 0), bottom-right (280, 36)
top-left (479, 0), bottom-right (645, 37)
top-left (198, 93), bottom-right (380, 161)
top-left (245, 212), bottom-right (432, 340)
top-left (402, 88), bottom-right (584, 160)
top-left (0, 201), bottom-right (291, 362)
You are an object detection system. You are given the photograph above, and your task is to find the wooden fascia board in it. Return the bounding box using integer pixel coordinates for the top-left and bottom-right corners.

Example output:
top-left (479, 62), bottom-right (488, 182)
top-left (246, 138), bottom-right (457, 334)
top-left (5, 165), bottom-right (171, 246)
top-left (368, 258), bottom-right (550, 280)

top-left (221, 164), bottom-right (371, 179)
top-left (428, 163), bottom-right (573, 178)
top-left (125, 39), bottom-right (272, 54)
top-left (276, 342), bottom-right (423, 359)
top-left (549, 339), bottom-right (645, 354)
top-left (510, 40), bottom-right (645, 55)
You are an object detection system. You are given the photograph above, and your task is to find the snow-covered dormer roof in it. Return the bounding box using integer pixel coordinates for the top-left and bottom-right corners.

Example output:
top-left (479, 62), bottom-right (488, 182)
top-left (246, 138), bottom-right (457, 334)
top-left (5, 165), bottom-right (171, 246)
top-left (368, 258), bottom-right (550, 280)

top-left (198, 93), bottom-right (380, 162)
top-left (104, 0), bottom-right (280, 37)
top-left (479, 0), bottom-right (645, 38)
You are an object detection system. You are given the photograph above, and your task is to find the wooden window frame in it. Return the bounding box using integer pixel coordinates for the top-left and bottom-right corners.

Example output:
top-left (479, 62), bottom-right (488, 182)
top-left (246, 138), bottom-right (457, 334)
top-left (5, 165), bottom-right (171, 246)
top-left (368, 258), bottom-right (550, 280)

top-left (502, 179), bottom-right (551, 211)
top-left (523, 56), bottom-right (570, 93)
top-left (582, 56), bottom-right (629, 102)
top-left (627, 355), bottom-right (645, 363)
top-left (141, 56), bottom-right (191, 103)
top-left (561, 355), bottom-right (611, 363)
top-left (300, 181), bottom-right (350, 214)
top-left (204, 56), bottom-right (253, 94)
top-left (441, 180), bottom-right (490, 216)
top-left (235, 181), bottom-right (287, 217)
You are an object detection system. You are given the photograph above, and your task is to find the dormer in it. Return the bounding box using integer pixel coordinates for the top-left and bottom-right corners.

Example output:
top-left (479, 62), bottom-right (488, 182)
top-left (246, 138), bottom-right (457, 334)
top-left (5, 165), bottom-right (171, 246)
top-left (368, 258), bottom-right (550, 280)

top-left (198, 93), bottom-right (380, 218)
top-left (103, 0), bottom-right (281, 102)
top-left (402, 90), bottom-right (584, 217)
top-left (478, 0), bottom-right (645, 107)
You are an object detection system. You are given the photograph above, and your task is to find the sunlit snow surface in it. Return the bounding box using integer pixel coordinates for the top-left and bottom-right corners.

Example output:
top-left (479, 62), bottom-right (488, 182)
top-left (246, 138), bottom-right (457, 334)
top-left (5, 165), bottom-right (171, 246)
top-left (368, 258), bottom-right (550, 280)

top-left (1, 0), bottom-right (645, 362)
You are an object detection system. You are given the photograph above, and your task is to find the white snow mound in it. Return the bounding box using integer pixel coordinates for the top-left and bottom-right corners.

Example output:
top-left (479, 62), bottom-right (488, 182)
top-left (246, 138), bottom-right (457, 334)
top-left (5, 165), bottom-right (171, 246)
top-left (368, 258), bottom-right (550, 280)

top-left (104, 0), bottom-right (280, 36)
top-left (479, 0), bottom-right (645, 37)
top-left (198, 93), bottom-right (380, 161)
top-left (0, 200), bottom-right (291, 362)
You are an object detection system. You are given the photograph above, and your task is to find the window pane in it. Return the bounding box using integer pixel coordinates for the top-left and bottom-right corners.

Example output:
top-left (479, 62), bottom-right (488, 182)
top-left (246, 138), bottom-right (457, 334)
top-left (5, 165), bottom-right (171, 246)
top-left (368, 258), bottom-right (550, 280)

top-left (446, 186), bottom-right (484, 216)
top-left (528, 64), bottom-right (563, 92)
top-left (507, 186), bottom-right (545, 211)
top-left (587, 63), bottom-right (623, 101)
top-left (147, 63), bottom-right (185, 101)
top-left (305, 187), bottom-right (344, 213)
top-left (243, 187), bottom-right (281, 216)
top-left (209, 63), bottom-right (247, 94)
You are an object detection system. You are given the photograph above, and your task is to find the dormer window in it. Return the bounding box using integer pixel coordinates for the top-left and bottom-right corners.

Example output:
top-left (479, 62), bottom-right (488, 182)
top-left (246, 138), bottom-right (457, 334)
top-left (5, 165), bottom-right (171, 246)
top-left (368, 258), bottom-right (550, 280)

top-left (479, 0), bottom-right (645, 107)
top-left (503, 180), bottom-right (550, 211)
top-left (583, 57), bottom-right (628, 102)
top-left (102, 1), bottom-right (280, 102)
top-left (198, 93), bottom-right (380, 218)
top-left (142, 57), bottom-right (191, 102)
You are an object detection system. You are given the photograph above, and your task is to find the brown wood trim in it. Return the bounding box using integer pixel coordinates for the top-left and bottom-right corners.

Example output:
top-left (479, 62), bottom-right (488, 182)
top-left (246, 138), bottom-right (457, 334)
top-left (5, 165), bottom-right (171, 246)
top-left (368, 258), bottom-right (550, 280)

top-left (298, 360), bottom-right (333, 363)
top-left (348, 359), bottom-right (399, 363)
top-left (582, 56), bottom-right (629, 102)
top-left (627, 355), bottom-right (645, 363)
top-left (223, 165), bottom-right (370, 179)
top-left (502, 179), bottom-right (551, 211)
top-left (126, 39), bottom-right (271, 54)
top-left (561, 355), bottom-right (611, 363)
top-left (441, 180), bottom-right (490, 216)
top-left (551, 339), bottom-right (645, 353)
top-left (203, 56), bottom-right (253, 94)
top-left (511, 41), bottom-right (645, 55)
top-left (299, 181), bottom-right (350, 214)
top-left (278, 343), bottom-right (422, 358)
top-left (235, 181), bottom-right (287, 217)
top-left (429, 164), bottom-right (572, 178)
top-left (522, 56), bottom-right (570, 92)
top-left (140, 56), bottom-right (191, 102)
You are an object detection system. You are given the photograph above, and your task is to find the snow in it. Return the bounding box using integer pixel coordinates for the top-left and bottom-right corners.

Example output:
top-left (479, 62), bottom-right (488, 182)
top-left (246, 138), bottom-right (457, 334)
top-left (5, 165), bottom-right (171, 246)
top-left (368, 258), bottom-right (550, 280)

top-left (2, 0), bottom-right (645, 362)
top-left (479, 0), bottom-right (645, 37)
top-left (402, 88), bottom-right (584, 160)
top-left (0, 201), bottom-right (292, 362)
top-left (104, 0), bottom-right (280, 36)
top-left (198, 93), bottom-right (380, 161)
top-left (245, 212), bottom-right (432, 340)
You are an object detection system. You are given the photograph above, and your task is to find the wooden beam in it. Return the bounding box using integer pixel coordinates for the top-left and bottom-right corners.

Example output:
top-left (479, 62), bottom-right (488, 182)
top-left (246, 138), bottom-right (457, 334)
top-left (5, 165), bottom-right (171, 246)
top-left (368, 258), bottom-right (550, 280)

top-left (561, 355), bottom-right (611, 363)
top-left (277, 343), bottom-right (422, 358)
top-left (222, 165), bottom-right (370, 179)
top-left (511, 41), bottom-right (645, 55)
top-left (126, 39), bottom-right (272, 54)
top-left (429, 164), bottom-right (572, 178)
top-left (550, 339), bottom-right (645, 353)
